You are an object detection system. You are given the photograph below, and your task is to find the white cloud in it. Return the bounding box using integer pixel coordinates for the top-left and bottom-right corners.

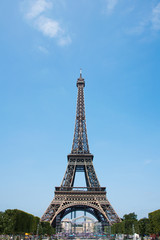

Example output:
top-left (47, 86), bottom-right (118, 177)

top-left (152, 2), bottom-right (160, 30)
top-left (106, 0), bottom-right (118, 14)
top-left (126, 20), bottom-right (148, 35)
top-left (26, 0), bottom-right (52, 19)
top-left (21, 0), bottom-right (71, 46)
top-left (37, 45), bottom-right (49, 54)
top-left (125, 3), bottom-right (160, 37)
top-left (35, 16), bottom-right (61, 38)
top-left (58, 35), bottom-right (72, 46)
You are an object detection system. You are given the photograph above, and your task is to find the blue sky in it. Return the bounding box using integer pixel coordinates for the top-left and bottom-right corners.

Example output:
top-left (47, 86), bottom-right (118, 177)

top-left (0, 0), bottom-right (160, 220)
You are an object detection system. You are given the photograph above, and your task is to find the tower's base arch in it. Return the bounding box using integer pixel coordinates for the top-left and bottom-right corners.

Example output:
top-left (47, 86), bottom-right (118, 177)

top-left (41, 187), bottom-right (121, 233)
top-left (51, 203), bottom-right (110, 232)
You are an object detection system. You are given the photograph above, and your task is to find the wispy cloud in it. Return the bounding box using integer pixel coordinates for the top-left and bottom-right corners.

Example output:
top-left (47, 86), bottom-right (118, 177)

top-left (144, 160), bottom-right (152, 165)
top-left (37, 45), bottom-right (49, 54)
top-left (26, 0), bottom-right (52, 20)
top-left (126, 20), bottom-right (148, 35)
top-left (58, 35), bottom-right (72, 46)
top-left (35, 16), bottom-right (62, 38)
top-left (106, 0), bottom-right (118, 14)
top-left (21, 0), bottom-right (71, 46)
top-left (152, 2), bottom-right (160, 30)
top-left (126, 2), bottom-right (160, 36)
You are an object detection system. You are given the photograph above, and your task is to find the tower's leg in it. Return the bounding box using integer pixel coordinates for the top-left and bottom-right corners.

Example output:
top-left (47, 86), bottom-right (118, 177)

top-left (71, 211), bottom-right (73, 233)
top-left (56, 215), bottom-right (61, 233)
top-left (74, 210), bottom-right (76, 233)
top-left (84, 211), bottom-right (86, 233)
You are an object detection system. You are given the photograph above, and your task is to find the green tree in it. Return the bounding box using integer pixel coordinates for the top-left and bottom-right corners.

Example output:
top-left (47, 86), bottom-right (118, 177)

top-left (148, 209), bottom-right (160, 234)
top-left (123, 213), bottom-right (137, 221)
top-left (3, 209), bottom-right (17, 234)
top-left (40, 222), bottom-right (55, 235)
top-left (0, 209), bottom-right (55, 235)
top-left (0, 212), bottom-right (4, 234)
top-left (123, 212), bottom-right (139, 234)
top-left (111, 213), bottom-right (138, 235)
top-left (138, 218), bottom-right (150, 236)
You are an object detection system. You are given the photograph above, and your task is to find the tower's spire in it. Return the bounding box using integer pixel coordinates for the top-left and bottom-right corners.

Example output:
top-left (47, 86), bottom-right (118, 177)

top-left (80, 68), bottom-right (82, 78)
top-left (71, 72), bottom-right (90, 154)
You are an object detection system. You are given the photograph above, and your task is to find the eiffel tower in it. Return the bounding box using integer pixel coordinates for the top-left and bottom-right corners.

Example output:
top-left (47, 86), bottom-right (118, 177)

top-left (41, 71), bottom-right (121, 232)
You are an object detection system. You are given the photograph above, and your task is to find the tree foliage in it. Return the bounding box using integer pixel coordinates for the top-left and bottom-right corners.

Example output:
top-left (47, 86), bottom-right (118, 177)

top-left (148, 209), bottom-right (160, 234)
top-left (111, 210), bottom-right (160, 236)
top-left (111, 212), bottom-right (138, 235)
top-left (138, 218), bottom-right (150, 236)
top-left (0, 209), bottom-right (55, 235)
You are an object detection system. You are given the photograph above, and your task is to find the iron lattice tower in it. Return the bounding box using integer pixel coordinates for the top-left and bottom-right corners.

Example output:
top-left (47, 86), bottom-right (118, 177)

top-left (41, 72), bottom-right (121, 232)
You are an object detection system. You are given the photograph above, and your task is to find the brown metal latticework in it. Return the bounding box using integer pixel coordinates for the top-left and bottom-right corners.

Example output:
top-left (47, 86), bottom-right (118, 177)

top-left (41, 72), bottom-right (121, 232)
top-left (71, 73), bottom-right (89, 154)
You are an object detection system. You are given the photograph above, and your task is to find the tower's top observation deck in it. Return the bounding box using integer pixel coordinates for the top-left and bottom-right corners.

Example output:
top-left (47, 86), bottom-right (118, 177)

top-left (77, 69), bottom-right (85, 87)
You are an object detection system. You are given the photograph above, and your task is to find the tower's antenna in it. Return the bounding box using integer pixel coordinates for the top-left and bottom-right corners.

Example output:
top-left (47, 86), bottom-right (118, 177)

top-left (80, 68), bottom-right (82, 78)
